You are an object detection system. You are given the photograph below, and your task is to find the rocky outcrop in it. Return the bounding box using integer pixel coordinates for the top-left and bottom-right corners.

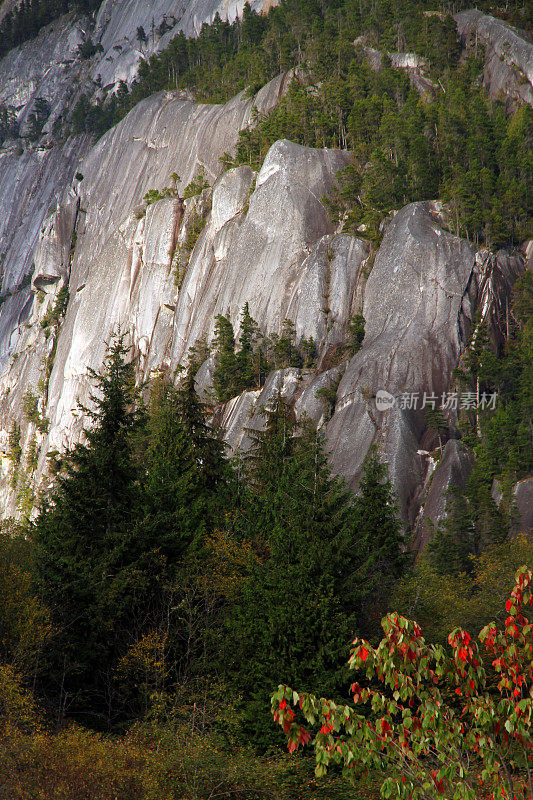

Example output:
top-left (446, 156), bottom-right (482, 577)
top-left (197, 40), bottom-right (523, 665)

top-left (0, 135), bottom-right (90, 363)
top-left (412, 440), bottom-right (475, 551)
top-left (0, 114), bottom-right (525, 523)
top-left (357, 42), bottom-right (436, 98)
top-left (322, 202), bottom-right (476, 508)
top-left (0, 0), bottom-right (280, 375)
top-left (92, 0), bottom-right (278, 92)
top-left (511, 477), bottom-right (533, 536)
top-left (455, 10), bottom-right (533, 107)
top-left (0, 13), bottom-right (91, 135)
top-left (170, 139), bottom-right (356, 366)
top-left (221, 367), bottom-right (313, 455)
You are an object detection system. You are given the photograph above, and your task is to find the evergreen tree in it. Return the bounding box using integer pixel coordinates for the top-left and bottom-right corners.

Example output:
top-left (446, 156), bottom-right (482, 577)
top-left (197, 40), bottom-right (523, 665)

top-left (227, 400), bottom-right (359, 749)
top-left (172, 366), bottom-right (231, 525)
top-left (213, 314), bottom-right (237, 403)
top-left (235, 302), bottom-right (259, 393)
top-left (130, 369), bottom-right (232, 695)
top-left (32, 337), bottom-right (144, 723)
top-left (350, 447), bottom-right (405, 636)
top-left (272, 319), bottom-right (301, 369)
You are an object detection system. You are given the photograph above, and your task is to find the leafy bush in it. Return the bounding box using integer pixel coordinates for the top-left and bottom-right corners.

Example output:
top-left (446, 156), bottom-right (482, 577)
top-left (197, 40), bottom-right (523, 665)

top-left (272, 565), bottom-right (533, 800)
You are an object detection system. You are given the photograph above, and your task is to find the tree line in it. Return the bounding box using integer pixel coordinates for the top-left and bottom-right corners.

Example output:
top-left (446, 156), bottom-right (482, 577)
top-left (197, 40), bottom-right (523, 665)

top-left (0, 270), bottom-right (530, 793)
top-left (3, 334), bottom-right (399, 747)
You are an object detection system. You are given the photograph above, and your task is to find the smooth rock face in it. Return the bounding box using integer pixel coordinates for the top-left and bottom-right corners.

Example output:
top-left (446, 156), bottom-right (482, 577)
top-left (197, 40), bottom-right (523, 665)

top-left (0, 76), bottom-right (288, 515)
top-left (295, 365), bottom-right (345, 429)
top-left (0, 0), bottom-right (280, 370)
top-left (44, 79), bottom-right (287, 449)
top-left (170, 140), bottom-right (353, 366)
top-left (0, 136), bottom-right (90, 364)
top-left (324, 202), bottom-right (477, 508)
top-left (455, 10), bottom-right (533, 107)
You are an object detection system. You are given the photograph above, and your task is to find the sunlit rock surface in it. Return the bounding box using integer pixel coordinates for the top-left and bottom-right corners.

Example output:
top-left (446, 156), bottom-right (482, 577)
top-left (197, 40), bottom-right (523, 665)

top-left (0, 2), bottom-right (527, 530)
top-left (455, 10), bottom-right (533, 107)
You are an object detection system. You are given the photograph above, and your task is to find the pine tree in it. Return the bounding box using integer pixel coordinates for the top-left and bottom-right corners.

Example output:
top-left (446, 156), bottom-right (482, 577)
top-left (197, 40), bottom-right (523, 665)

top-left (139, 376), bottom-right (200, 564)
top-left (235, 302), bottom-right (259, 393)
top-left (272, 319), bottom-right (301, 369)
top-left (171, 367), bottom-right (230, 527)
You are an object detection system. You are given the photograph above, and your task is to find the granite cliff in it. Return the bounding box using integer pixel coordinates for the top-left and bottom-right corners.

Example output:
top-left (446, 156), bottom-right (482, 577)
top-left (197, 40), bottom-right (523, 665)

top-left (0, 0), bottom-right (530, 540)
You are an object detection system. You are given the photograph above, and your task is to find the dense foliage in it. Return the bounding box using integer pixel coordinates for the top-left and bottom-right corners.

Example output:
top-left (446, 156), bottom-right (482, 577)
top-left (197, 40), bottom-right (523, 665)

top-left (272, 566), bottom-right (533, 799)
top-left (66, 0), bottom-right (533, 246)
top-left (0, 313), bottom-right (526, 794)
top-left (226, 403), bottom-right (390, 750)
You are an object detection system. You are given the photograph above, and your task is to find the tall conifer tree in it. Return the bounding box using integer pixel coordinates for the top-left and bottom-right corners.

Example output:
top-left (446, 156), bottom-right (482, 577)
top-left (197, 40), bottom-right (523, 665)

top-left (227, 399), bottom-right (360, 749)
top-left (32, 336), bottom-right (143, 722)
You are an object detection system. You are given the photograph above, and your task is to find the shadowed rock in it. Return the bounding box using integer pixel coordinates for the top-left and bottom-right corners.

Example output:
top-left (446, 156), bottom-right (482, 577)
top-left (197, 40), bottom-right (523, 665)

top-left (511, 477), bottom-right (533, 536)
top-left (413, 440), bottom-right (475, 551)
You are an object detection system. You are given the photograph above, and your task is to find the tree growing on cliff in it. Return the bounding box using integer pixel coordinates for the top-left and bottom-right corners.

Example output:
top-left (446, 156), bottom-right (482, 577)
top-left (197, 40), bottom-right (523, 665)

top-left (213, 314), bottom-right (237, 403)
top-left (235, 302), bottom-right (260, 393)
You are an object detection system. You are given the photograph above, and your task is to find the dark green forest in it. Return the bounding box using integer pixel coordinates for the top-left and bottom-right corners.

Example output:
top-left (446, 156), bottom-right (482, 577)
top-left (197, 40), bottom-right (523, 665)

top-left (0, 0), bottom-right (532, 796)
top-left (1, 270), bottom-right (531, 796)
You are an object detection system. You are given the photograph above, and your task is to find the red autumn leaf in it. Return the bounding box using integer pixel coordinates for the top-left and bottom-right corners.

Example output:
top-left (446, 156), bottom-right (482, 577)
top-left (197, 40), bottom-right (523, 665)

top-left (431, 770), bottom-right (445, 795)
top-left (359, 646), bottom-right (369, 662)
top-left (279, 699), bottom-right (287, 710)
top-left (299, 727), bottom-right (310, 746)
